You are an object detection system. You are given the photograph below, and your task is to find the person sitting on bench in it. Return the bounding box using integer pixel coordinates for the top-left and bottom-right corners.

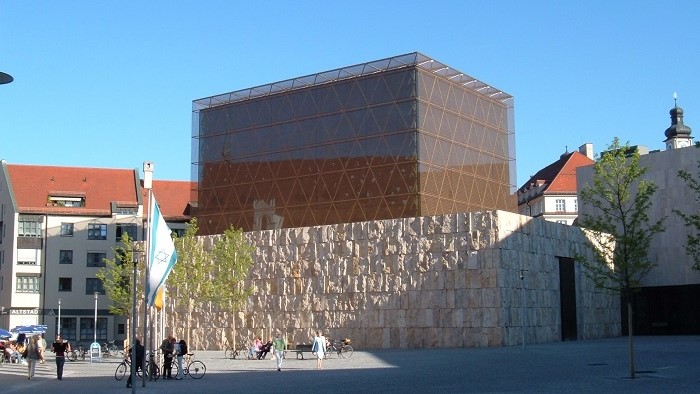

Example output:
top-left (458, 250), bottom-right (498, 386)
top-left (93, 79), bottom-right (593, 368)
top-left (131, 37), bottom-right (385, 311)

top-left (257, 338), bottom-right (273, 359)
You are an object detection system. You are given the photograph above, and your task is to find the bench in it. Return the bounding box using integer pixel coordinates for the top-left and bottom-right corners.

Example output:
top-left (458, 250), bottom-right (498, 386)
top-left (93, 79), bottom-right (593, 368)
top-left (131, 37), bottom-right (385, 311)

top-left (285, 344), bottom-right (314, 360)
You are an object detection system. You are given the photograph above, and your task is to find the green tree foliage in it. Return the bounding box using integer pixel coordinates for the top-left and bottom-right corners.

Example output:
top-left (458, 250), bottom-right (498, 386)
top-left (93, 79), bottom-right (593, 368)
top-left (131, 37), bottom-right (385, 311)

top-left (208, 225), bottom-right (255, 310)
top-left (208, 226), bottom-right (255, 344)
top-left (675, 147), bottom-right (700, 270)
top-left (97, 232), bottom-right (139, 317)
top-left (169, 218), bottom-right (211, 344)
top-left (576, 137), bottom-right (666, 379)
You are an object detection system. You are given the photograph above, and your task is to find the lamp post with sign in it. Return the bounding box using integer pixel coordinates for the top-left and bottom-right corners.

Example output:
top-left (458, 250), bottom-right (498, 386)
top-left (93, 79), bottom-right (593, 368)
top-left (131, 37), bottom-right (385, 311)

top-left (94, 292), bottom-right (98, 343)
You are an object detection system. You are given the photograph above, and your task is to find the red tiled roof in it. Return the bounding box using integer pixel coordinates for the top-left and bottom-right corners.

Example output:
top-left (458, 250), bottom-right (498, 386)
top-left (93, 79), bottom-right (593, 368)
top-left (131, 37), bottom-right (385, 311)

top-left (143, 180), bottom-right (196, 221)
top-left (518, 151), bottom-right (594, 195)
top-left (6, 164), bottom-right (139, 216)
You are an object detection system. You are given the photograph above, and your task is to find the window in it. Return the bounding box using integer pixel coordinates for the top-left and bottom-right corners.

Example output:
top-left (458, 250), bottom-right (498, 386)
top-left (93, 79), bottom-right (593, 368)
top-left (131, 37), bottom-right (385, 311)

top-left (60, 250), bottom-right (73, 264)
top-left (87, 252), bottom-right (106, 267)
top-left (0, 220), bottom-right (3, 243)
top-left (79, 317), bottom-right (107, 341)
top-left (49, 196), bottom-right (85, 207)
top-left (17, 260), bottom-right (37, 266)
top-left (60, 223), bottom-right (74, 237)
top-left (118, 324), bottom-right (125, 335)
top-left (88, 223), bottom-right (107, 240)
top-left (57, 317), bottom-right (77, 342)
top-left (58, 277), bottom-right (72, 292)
top-left (555, 199), bottom-right (566, 212)
top-left (16, 275), bottom-right (40, 293)
top-left (18, 221), bottom-right (41, 237)
top-left (116, 223), bottom-right (137, 241)
top-left (86, 278), bottom-right (105, 295)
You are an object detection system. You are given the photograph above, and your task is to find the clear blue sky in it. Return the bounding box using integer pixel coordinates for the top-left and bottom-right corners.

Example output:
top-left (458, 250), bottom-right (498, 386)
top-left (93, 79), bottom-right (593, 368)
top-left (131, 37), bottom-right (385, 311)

top-left (1, 1), bottom-right (698, 187)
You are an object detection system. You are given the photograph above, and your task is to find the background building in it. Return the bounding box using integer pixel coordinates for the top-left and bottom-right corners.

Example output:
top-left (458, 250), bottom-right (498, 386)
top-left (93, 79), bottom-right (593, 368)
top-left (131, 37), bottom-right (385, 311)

top-left (192, 52), bottom-right (517, 234)
top-left (0, 160), bottom-right (193, 344)
top-left (517, 144), bottom-right (595, 225)
top-left (577, 105), bottom-right (700, 335)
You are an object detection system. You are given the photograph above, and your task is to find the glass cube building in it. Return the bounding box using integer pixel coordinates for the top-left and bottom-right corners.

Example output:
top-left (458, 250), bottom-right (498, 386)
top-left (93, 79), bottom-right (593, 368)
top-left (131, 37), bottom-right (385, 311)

top-left (192, 52), bottom-right (516, 234)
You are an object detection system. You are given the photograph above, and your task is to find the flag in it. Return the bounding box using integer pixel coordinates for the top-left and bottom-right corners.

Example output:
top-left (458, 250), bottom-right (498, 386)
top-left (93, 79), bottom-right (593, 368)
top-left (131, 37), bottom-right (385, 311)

top-left (146, 195), bottom-right (177, 307)
top-left (154, 287), bottom-right (164, 310)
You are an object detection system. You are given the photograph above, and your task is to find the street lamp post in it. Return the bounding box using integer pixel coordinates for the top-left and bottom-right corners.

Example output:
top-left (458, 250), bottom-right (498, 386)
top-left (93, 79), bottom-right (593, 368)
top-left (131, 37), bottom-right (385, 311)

top-left (94, 292), bottom-right (99, 343)
top-left (131, 251), bottom-right (139, 393)
top-left (58, 298), bottom-right (62, 336)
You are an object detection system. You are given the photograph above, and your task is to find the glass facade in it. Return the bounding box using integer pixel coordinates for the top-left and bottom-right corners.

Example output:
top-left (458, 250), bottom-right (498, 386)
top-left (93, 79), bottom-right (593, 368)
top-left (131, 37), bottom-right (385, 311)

top-left (192, 53), bottom-right (516, 234)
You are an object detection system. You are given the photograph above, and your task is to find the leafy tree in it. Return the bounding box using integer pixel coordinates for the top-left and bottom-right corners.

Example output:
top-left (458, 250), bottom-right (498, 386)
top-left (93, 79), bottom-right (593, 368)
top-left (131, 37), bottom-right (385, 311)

top-left (207, 226), bottom-right (255, 349)
top-left (97, 233), bottom-right (143, 344)
top-left (675, 148), bottom-right (700, 270)
top-left (575, 137), bottom-right (666, 379)
top-left (169, 218), bottom-right (211, 346)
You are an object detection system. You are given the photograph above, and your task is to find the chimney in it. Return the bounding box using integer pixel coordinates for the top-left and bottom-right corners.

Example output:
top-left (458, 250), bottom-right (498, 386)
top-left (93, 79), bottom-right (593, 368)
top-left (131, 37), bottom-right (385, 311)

top-left (578, 143), bottom-right (594, 160)
top-left (143, 161), bottom-right (154, 189)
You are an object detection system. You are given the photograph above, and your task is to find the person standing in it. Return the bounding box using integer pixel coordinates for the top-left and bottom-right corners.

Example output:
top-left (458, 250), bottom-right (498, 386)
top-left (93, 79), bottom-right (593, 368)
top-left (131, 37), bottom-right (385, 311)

top-left (272, 333), bottom-right (286, 371)
top-left (126, 338), bottom-right (144, 389)
top-left (175, 339), bottom-right (187, 380)
top-left (162, 337), bottom-right (176, 379)
top-left (25, 335), bottom-right (44, 379)
top-left (51, 334), bottom-right (71, 380)
top-left (311, 330), bottom-right (327, 369)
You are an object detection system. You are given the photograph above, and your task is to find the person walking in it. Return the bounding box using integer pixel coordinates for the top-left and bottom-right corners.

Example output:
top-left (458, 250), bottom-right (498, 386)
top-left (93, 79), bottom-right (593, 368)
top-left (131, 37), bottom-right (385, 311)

top-left (126, 338), bottom-right (145, 389)
top-left (51, 334), bottom-right (71, 380)
top-left (312, 330), bottom-right (327, 369)
top-left (25, 334), bottom-right (45, 379)
top-left (272, 333), bottom-right (286, 371)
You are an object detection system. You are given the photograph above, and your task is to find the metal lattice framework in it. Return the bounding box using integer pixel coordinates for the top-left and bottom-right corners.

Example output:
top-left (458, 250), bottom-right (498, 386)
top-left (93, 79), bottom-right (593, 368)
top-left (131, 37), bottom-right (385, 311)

top-left (192, 53), bottom-right (515, 234)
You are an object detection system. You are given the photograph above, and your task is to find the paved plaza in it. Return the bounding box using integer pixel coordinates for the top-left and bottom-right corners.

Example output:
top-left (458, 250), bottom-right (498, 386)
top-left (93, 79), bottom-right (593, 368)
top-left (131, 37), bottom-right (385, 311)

top-left (1, 335), bottom-right (699, 393)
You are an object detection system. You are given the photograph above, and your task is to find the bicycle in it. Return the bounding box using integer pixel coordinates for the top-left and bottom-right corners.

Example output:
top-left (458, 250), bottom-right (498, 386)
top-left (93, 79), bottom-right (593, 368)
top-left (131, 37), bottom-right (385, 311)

top-left (325, 338), bottom-right (353, 359)
top-left (224, 340), bottom-right (253, 359)
top-left (102, 340), bottom-right (119, 357)
top-left (223, 340), bottom-right (239, 359)
top-left (179, 353), bottom-right (206, 379)
top-left (115, 355), bottom-right (143, 381)
top-left (68, 344), bottom-right (87, 361)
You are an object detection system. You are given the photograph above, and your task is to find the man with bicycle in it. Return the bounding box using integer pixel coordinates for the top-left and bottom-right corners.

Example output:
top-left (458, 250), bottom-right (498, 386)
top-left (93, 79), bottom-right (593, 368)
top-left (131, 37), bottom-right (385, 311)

top-left (126, 338), bottom-right (144, 389)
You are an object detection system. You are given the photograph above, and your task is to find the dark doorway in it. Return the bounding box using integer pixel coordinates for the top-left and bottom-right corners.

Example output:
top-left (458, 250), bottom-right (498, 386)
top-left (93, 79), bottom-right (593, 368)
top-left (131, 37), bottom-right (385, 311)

top-left (559, 257), bottom-right (577, 341)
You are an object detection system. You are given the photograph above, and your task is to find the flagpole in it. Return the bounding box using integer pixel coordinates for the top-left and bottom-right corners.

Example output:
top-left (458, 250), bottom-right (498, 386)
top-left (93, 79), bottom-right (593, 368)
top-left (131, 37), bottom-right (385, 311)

top-left (142, 188), bottom-right (152, 387)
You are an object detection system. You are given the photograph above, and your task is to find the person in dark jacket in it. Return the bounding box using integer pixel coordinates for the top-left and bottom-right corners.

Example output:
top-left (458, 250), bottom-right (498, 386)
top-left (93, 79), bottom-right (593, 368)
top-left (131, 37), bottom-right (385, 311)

top-left (126, 338), bottom-right (145, 388)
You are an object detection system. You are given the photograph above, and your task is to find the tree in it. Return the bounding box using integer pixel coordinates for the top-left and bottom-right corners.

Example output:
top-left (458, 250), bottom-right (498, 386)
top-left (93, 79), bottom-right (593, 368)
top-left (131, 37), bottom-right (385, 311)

top-left (575, 137), bottom-right (666, 379)
top-left (169, 218), bottom-right (211, 347)
top-left (675, 146), bottom-right (700, 270)
top-left (97, 233), bottom-right (142, 344)
top-left (207, 226), bottom-right (255, 349)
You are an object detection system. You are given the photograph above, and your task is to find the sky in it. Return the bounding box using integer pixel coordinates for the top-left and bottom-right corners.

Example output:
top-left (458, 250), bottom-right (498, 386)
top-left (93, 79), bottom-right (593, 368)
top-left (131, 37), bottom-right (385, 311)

top-left (1, 1), bottom-right (698, 188)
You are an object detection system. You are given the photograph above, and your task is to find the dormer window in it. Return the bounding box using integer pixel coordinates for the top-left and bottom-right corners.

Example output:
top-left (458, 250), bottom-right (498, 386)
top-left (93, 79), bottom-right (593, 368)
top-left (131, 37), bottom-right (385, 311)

top-left (48, 195), bottom-right (85, 207)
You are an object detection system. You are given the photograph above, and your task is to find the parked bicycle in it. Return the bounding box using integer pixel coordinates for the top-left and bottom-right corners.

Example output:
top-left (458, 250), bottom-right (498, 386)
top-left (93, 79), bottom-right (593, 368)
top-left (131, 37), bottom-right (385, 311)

top-left (224, 340), bottom-right (253, 359)
top-left (180, 353), bottom-right (206, 379)
top-left (102, 340), bottom-right (120, 357)
top-left (325, 338), bottom-right (353, 359)
top-left (67, 344), bottom-right (87, 361)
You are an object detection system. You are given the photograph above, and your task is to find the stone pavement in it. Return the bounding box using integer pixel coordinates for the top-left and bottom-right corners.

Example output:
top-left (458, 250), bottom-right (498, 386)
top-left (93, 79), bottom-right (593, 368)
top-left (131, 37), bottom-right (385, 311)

top-left (1, 336), bottom-right (698, 393)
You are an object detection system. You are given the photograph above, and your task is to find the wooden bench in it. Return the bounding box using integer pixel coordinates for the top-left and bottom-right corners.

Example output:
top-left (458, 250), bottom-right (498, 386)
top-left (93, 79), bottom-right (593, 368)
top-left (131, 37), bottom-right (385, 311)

top-left (285, 344), bottom-right (314, 360)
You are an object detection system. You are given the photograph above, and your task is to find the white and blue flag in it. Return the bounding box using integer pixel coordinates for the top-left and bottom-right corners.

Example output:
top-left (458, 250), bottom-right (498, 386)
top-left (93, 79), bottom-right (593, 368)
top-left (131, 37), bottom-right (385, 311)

top-left (146, 195), bottom-right (177, 307)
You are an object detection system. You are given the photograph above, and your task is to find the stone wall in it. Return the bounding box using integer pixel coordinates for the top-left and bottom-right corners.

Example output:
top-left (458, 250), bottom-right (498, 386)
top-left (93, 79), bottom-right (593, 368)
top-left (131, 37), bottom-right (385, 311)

top-left (160, 210), bottom-right (620, 350)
